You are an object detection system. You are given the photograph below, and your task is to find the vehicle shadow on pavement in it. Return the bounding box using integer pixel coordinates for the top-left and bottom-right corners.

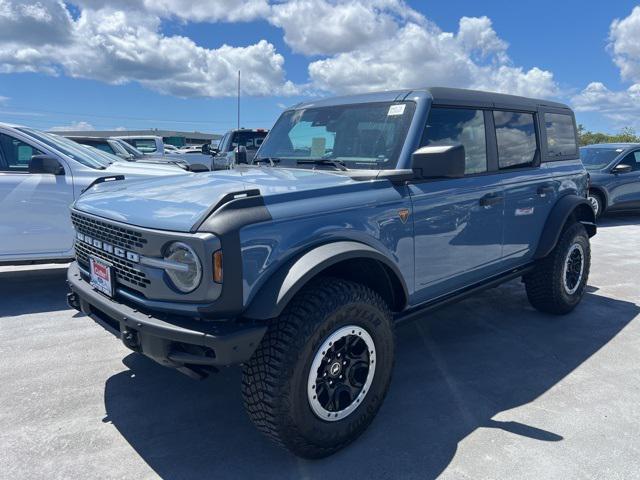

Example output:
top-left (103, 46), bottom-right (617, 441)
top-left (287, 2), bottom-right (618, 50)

top-left (0, 267), bottom-right (70, 317)
top-left (598, 212), bottom-right (640, 228)
top-left (103, 280), bottom-right (638, 480)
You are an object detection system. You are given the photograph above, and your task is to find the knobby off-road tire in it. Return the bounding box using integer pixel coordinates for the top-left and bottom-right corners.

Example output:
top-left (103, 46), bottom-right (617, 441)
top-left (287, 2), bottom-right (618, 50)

top-left (241, 277), bottom-right (395, 458)
top-left (524, 222), bottom-right (590, 315)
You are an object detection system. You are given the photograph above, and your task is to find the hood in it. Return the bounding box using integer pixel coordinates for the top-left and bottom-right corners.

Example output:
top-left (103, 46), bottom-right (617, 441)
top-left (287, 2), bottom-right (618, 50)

top-left (74, 167), bottom-right (357, 232)
top-left (104, 161), bottom-right (187, 177)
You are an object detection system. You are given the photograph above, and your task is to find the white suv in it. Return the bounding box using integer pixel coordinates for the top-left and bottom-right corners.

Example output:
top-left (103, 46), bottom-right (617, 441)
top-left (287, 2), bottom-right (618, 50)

top-left (0, 124), bottom-right (187, 265)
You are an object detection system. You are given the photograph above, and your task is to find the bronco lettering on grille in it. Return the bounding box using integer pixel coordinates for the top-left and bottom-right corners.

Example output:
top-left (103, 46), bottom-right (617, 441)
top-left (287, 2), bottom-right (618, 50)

top-left (76, 232), bottom-right (140, 263)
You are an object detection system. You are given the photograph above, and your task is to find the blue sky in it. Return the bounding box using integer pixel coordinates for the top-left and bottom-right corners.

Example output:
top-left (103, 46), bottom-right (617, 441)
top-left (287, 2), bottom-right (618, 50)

top-left (1, 0), bottom-right (640, 135)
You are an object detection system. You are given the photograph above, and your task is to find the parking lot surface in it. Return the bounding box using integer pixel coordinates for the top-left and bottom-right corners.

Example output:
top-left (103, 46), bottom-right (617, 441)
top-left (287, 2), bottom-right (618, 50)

top-left (1, 214), bottom-right (639, 480)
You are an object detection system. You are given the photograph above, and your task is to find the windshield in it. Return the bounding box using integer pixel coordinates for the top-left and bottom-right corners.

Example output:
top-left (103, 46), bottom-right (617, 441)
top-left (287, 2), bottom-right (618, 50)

top-left (16, 128), bottom-right (111, 169)
top-left (113, 139), bottom-right (144, 158)
top-left (256, 102), bottom-right (416, 170)
top-left (580, 147), bottom-right (623, 170)
top-left (83, 145), bottom-right (124, 165)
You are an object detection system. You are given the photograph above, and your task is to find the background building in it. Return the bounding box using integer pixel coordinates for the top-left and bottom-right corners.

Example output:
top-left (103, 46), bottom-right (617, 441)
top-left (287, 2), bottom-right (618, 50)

top-left (49, 129), bottom-right (221, 147)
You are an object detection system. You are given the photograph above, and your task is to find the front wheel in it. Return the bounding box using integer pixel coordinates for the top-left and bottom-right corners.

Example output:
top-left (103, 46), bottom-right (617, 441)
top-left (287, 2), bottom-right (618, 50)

top-left (241, 277), bottom-right (395, 458)
top-left (587, 191), bottom-right (603, 219)
top-left (524, 222), bottom-right (591, 315)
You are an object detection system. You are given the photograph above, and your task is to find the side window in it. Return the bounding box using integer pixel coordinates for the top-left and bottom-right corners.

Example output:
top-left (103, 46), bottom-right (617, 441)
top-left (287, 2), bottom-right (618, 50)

top-left (620, 151), bottom-right (640, 171)
top-left (0, 133), bottom-right (44, 172)
top-left (90, 142), bottom-right (115, 154)
top-left (421, 107), bottom-right (487, 174)
top-left (544, 113), bottom-right (577, 158)
top-left (494, 111), bottom-right (538, 169)
top-left (132, 139), bottom-right (157, 153)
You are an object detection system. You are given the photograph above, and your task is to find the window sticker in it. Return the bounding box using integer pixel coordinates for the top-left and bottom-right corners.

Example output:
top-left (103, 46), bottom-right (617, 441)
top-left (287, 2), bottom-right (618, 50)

top-left (310, 137), bottom-right (326, 157)
top-left (387, 104), bottom-right (406, 116)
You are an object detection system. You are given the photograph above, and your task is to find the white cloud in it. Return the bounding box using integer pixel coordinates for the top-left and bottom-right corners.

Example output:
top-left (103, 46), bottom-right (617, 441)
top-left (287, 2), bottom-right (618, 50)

top-left (269, 0), bottom-right (416, 56)
top-left (569, 8), bottom-right (640, 130)
top-left (308, 16), bottom-right (558, 98)
top-left (0, 0), bottom-right (295, 97)
top-left (609, 6), bottom-right (640, 83)
top-left (50, 120), bottom-right (95, 131)
top-left (0, 0), bottom-right (558, 101)
top-left (0, 95), bottom-right (8, 104)
top-left (571, 82), bottom-right (640, 128)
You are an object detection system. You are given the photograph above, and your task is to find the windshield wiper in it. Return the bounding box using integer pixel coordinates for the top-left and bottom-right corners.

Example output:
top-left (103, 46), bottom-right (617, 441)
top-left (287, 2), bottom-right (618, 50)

top-left (253, 157), bottom-right (281, 166)
top-left (296, 158), bottom-right (348, 171)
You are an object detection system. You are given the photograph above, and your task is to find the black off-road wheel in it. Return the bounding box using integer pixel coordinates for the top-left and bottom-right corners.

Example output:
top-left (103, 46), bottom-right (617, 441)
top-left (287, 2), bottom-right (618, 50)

top-left (241, 277), bottom-right (395, 459)
top-left (524, 222), bottom-right (590, 315)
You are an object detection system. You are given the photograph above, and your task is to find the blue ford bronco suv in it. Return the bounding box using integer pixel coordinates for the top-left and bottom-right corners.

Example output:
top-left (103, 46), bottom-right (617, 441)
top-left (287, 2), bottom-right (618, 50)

top-left (67, 87), bottom-right (596, 458)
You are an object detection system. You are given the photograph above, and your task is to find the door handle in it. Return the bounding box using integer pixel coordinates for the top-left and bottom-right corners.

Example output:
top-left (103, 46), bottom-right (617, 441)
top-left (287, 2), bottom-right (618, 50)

top-left (479, 193), bottom-right (504, 207)
top-left (537, 185), bottom-right (554, 196)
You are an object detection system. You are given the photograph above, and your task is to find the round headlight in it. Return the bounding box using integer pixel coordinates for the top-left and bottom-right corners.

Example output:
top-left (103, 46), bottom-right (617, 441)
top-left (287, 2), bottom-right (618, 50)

top-left (164, 242), bottom-right (202, 293)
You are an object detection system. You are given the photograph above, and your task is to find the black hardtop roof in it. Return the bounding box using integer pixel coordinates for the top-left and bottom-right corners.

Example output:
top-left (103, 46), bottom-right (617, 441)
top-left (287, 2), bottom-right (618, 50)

top-left (289, 87), bottom-right (572, 112)
top-left (426, 87), bottom-right (571, 111)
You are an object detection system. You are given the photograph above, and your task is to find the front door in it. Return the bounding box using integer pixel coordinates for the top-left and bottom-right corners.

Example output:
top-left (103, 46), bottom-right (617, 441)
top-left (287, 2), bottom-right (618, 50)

top-left (0, 132), bottom-right (75, 259)
top-left (410, 107), bottom-right (504, 303)
top-left (609, 150), bottom-right (640, 210)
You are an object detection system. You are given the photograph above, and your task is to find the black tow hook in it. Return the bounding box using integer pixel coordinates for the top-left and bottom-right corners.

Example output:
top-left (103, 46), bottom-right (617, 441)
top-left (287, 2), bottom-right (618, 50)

top-left (121, 329), bottom-right (140, 350)
top-left (66, 292), bottom-right (80, 311)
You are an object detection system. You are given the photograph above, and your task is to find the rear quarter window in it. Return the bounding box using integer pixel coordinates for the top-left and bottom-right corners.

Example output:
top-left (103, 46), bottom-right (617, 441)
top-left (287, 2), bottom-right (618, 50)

top-left (544, 113), bottom-right (578, 159)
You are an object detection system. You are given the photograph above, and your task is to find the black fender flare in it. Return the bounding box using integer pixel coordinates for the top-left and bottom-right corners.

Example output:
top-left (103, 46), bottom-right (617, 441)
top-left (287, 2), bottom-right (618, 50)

top-left (534, 195), bottom-right (596, 259)
top-left (243, 241), bottom-right (409, 320)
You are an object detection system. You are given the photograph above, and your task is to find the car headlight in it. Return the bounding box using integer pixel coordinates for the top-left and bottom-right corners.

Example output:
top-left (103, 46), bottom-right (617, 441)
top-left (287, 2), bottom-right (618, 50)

top-left (163, 242), bottom-right (202, 293)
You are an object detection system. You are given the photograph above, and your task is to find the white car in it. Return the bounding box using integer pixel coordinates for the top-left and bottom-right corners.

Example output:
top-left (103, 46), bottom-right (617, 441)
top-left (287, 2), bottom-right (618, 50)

top-left (0, 124), bottom-right (188, 265)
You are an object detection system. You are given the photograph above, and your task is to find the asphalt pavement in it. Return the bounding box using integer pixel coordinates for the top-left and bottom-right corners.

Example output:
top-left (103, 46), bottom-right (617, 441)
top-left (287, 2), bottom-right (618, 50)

top-left (1, 214), bottom-right (639, 479)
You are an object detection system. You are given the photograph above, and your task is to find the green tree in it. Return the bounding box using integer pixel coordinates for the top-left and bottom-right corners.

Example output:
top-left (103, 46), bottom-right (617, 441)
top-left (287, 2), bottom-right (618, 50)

top-left (577, 124), bottom-right (640, 146)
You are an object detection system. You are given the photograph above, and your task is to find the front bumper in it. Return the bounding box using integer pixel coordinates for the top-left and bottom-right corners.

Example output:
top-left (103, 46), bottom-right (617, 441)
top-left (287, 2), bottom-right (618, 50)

top-left (67, 262), bottom-right (266, 370)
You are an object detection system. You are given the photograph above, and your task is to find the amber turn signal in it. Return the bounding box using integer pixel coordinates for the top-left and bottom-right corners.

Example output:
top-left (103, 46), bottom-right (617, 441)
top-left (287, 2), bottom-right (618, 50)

top-left (213, 250), bottom-right (223, 283)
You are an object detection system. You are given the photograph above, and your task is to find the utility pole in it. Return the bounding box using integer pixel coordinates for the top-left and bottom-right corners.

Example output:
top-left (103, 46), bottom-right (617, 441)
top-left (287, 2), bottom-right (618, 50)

top-left (237, 70), bottom-right (241, 131)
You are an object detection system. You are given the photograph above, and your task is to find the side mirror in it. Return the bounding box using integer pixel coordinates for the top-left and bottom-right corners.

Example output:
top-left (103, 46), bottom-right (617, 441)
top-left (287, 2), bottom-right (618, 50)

top-left (201, 144), bottom-right (211, 155)
top-left (613, 163), bottom-right (632, 174)
top-left (234, 145), bottom-right (247, 164)
top-left (411, 144), bottom-right (465, 179)
top-left (29, 155), bottom-right (65, 175)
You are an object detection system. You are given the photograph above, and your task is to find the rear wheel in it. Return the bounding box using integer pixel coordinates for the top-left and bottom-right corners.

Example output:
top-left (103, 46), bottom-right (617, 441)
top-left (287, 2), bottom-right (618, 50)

top-left (524, 222), bottom-right (590, 315)
top-left (241, 277), bottom-right (395, 458)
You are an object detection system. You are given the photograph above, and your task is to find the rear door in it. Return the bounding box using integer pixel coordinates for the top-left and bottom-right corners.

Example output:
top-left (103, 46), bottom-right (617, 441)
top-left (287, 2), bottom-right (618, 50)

top-left (498, 109), bottom-right (557, 263)
top-left (410, 107), bottom-right (505, 302)
top-left (0, 132), bottom-right (75, 258)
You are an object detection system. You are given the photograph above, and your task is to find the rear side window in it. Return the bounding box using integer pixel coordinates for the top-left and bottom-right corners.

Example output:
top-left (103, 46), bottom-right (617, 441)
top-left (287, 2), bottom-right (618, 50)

top-left (131, 139), bottom-right (157, 153)
top-left (544, 113), bottom-right (577, 158)
top-left (421, 107), bottom-right (487, 174)
top-left (494, 111), bottom-right (538, 169)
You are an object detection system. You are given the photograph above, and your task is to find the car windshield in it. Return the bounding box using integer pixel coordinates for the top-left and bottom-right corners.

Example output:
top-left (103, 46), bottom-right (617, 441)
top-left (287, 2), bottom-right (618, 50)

top-left (114, 139), bottom-right (145, 158)
top-left (580, 147), bottom-right (623, 170)
top-left (83, 145), bottom-right (124, 164)
top-left (255, 102), bottom-right (416, 170)
top-left (16, 128), bottom-right (111, 169)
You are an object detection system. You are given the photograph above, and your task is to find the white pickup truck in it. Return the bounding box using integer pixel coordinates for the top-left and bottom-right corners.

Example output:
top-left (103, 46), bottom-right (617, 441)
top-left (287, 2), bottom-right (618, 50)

top-left (0, 124), bottom-right (187, 265)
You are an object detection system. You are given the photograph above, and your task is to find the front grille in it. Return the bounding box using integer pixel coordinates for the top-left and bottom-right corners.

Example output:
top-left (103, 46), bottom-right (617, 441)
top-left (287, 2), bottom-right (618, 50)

top-left (72, 212), bottom-right (150, 290)
top-left (71, 212), bottom-right (147, 250)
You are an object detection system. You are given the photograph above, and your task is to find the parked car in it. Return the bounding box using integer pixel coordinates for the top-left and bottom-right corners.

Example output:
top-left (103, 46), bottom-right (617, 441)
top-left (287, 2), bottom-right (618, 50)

top-left (66, 88), bottom-right (595, 458)
top-left (212, 128), bottom-right (268, 170)
top-left (580, 143), bottom-right (640, 217)
top-left (0, 124), bottom-right (188, 265)
top-left (176, 145), bottom-right (205, 154)
top-left (163, 144), bottom-right (179, 153)
top-left (115, 135), bottom-right (165, 155)
top-left (69, 136), bottom-right (192, 171)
